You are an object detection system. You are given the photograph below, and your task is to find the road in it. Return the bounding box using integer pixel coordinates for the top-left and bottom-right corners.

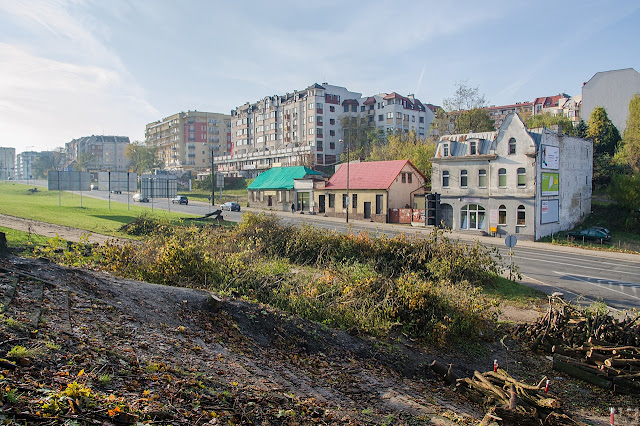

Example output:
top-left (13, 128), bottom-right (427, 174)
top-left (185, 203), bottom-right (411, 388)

top-left (15, 184), bottom-right (640, 311)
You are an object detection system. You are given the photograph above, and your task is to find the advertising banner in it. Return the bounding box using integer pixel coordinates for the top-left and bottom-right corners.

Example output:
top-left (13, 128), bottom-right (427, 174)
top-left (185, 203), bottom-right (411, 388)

top-left (541, 199), bottom-right (559, 224)
top-left (541, 172), bottom-right (559, 196)
top-left (541, 145), bottom-right (559, 169)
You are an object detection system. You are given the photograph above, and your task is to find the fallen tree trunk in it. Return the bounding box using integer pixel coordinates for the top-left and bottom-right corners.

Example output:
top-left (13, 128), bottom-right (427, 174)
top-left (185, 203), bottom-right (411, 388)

top-left (552, 355), bottom-right (612, 390)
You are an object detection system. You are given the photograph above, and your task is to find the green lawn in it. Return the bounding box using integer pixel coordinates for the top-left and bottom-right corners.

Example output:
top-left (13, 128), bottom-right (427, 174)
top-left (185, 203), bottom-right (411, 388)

top-left (0, 182), bottom-right (198, 237)
top-left (483, 276), bottom-right (547, 308)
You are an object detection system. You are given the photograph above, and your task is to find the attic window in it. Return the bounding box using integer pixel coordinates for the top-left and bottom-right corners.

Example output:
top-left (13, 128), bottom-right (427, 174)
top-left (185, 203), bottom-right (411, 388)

top-left (509, 138), bottom-right (516, 155)
top-left (470, 141), bottom-right (477, 155)
top-left (443, 143), bottom-right (449, 157)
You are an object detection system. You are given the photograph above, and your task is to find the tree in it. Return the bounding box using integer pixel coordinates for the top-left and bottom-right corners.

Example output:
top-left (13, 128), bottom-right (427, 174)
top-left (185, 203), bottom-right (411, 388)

top-left (608, 173), bottom-right (640, 211)
top-left (587, 106), bottom-right (621, 156)
top-left (525, 113), bottom-right (576, 136)
top-left (125, 142), bottom-right (160, 174)
top-left (575, 119), bottom-right (588, 138)
top-left (615, 94), bottom-right (640, 172)
top-left (368, 130), bottom-right (436, 179)
top-left (454, 108), bottom-right (495, 133)
top-left (339, 115), bottom-right (386, 161)
top-left (429, 107), bottom-right (454, 136)
top-left (442, 81), bottom-right (487, 112)
top-left (75, 152), bottom-right (96, 172)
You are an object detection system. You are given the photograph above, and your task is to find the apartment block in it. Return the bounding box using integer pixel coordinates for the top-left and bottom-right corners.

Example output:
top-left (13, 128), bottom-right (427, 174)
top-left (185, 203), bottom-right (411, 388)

top-left (0, 147), bottom-right (16, 180)
top-left (484, 93), bottom-right (581, 129)
top-left (16, 151), bottom-right (39, 180)
top-left (221, 83), bottom-right (434, 178)
top-left (65, 135), bottom-right (131, 172)
top-left (145, 111), bottom-right (232, 172)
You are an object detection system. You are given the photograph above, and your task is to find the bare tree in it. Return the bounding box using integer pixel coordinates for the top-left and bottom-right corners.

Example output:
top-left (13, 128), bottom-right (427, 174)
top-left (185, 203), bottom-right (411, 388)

top-left (442, 81), bottom-right (487, 112)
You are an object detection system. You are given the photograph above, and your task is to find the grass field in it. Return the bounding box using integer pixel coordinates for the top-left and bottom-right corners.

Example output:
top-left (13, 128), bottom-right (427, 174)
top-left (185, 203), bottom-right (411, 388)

top-left (0, 182), bottom-right (197, 237)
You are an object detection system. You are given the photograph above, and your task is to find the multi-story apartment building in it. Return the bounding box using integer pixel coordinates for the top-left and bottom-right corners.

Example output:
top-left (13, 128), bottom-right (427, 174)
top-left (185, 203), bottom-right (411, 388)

top-left (16, 151), bottom-right (39, 180)
top-left (65, 135), bottom-right (131, 172)
top-left (0, 147), bottom-right (16, 180)
top-left (145, 111), bottom-right (232, 172)
top-left (484, 93), bottom-right (581, 130)
top-left (582, 68), bottom-right (640, 133)
top-left (221, 83), bottom-right (434, 178)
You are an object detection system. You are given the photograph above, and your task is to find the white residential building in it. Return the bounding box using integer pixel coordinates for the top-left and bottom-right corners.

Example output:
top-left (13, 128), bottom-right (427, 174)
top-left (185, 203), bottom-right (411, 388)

top-left (0, 147), bottom-right (16, 180)
top-left (221, 83), bottom-right (434, 178)
top-left (582, 68), bottom-right (640, 133)
top-left (431, 113), bottom-right (592, 240)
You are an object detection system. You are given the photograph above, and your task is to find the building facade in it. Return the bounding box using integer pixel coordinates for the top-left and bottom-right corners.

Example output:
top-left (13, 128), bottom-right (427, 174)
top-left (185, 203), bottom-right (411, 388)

top-left (220, 83), bottom-right (434, 178)
top-left (431, 113), bottom-right (592, 240)
top-left (65, 135), bottom-right (131, 172)
top-left (247, 166), bottom-right (322, 212)
top-left (0, 147), bottom-right (16, 180)
top-left (314, 159), bottom-right (428, 223)
top-left (145, 111), bottom-right (232, 172)
top-left (582, 68), bottom-right (640, 133)
top-left (16, 151), bottom-right (40, 180)
top-left (484, 93), bottom-right (581, 130)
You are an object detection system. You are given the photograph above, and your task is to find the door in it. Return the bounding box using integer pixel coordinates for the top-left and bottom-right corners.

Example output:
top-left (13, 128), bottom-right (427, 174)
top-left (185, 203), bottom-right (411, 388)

top-left (318, 195), bottom-right (325, 213)
top-left (364, 202), bottom-right (371, 219)
top-left (267, 195), bottom-right (272, 207)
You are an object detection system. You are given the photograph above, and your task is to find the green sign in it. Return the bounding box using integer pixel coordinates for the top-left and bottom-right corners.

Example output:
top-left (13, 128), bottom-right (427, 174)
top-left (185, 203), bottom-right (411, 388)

top-left (541, 172), bottom-right (559, 196)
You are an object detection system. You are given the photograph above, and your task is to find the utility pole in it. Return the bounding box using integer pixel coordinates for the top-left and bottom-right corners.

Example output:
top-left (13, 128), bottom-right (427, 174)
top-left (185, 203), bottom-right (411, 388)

top-left (211, 147), bottom-right (215, 206)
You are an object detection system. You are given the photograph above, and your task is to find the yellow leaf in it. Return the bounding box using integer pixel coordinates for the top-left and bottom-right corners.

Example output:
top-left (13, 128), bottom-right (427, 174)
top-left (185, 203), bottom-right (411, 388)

top-left (77, 369), bottom-right (84, 377)
top-left (143, 390), bottom-right (151, 396)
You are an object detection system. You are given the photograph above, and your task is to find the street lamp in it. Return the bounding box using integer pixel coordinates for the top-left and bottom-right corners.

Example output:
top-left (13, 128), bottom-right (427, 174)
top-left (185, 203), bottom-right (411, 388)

top-left (210, 145), bottom-right (215, 207)
top-left (340, 138), bottom-right (350, 223)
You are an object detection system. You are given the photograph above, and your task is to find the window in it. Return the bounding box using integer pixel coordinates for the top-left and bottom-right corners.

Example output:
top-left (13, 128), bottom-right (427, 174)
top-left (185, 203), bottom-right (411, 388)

top-left (402, 173), bottom-right (406, 183)
top-left (309, 103), bottom-right (314, 110)
top-left (329, 118), bottom-right (335, 125)
top-left (328, 194), bottom-right (335, 208)
top-left (361, 106), bottom-right (365, 112)
top-left (308, 116), bottom-right (314, 123)
top-left (498, 168), bottom-right (507, 187)
top-left (378, 114), bottom-right (383, 121)
top-left (386, 112), bottom-right (393, 119)
top-left (460, 204), bottom-right (486, 230)
top-left (442, 170), bottom-right (450, 187)
top-left (443, 143), bottom-right (449, 157)
top-left (330, 106), bottom-right (335, 112)
top-left (351, 105), bottom-right (357, 112)
top-left (329, 130), bottom-right (335, 136)
top-left (344, 106), bottom-right (349, 113)
top-left (460, 170), bottom-right (468, 187)
top-left (419, 116), bottom-right (424, 123)
top-left (470, 141), bottom-right (477, 155)
top-left (396, 112), bottom-right (402, 119)
top-left (517, 205), bottom-right (526, 225)
top-left (352, 194), bottom-right (357, 209)
top-left (407, 173), bottom-right (412, 183)
top-left (509, 138), bottom-right (516, 155)
top-left (342, 194), bottom-right (348, 208)
top-left (517, 168), bottom-right (526, 187)
top-left (498, 205), bottom-right (507, 225)
top-left (478, 169), bottom-right (487, 187)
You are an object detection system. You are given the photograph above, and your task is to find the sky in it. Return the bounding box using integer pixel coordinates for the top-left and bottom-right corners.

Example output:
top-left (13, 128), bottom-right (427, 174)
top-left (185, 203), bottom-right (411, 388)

top-left (1, 0), bottom-right (639, 154)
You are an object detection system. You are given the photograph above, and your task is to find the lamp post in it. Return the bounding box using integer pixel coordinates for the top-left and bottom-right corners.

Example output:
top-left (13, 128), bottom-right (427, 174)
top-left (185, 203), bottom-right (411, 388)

top-left (340, 138), bottom-right (350, 224)
top-left (210, 146), bottom-right (215, 207)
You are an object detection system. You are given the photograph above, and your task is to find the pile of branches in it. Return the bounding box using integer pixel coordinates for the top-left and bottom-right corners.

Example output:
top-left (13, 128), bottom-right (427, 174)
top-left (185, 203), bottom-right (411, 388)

top-left (430, 361), bottom-right (583, 425)
top-left (514, 296), bottom-right (640, 394)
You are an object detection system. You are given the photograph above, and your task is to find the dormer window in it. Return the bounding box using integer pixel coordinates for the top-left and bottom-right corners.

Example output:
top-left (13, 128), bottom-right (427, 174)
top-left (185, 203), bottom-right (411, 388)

top-left (443, 143), bottom-right (449, 157)
top-left (470, 141), bottom-right (477, 155)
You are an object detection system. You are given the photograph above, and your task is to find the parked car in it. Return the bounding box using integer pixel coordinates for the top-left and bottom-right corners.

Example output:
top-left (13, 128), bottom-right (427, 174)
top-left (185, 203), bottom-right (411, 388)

top-left (589, 226), bottom-right (611, 235)
top-left (133, 193), bottom-right (149, 203)
top-left (567, 227), bottom-right (611, 243)
top-left (221, 202), bottom-right (241, 212)
top-left (172, 195), bottom-right (188, 205)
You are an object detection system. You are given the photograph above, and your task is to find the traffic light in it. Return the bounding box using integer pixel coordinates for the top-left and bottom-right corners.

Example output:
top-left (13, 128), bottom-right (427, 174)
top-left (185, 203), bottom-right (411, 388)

top-left (427, 193), bottom-right (437, 226)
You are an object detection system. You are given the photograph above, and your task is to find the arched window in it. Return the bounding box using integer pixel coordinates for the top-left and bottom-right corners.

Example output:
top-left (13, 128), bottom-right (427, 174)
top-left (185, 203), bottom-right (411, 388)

top-left (460, 204), bottom-right (486, 230)
top-left (498, 205), bottom-right (507, 225)
top-left (460, 170), bottom-right (468, 187)
top-left (517, 168), bottom-right (526, 187)
top-left (442, 170), bottom-right (450, 187)
top-left (478, 169), bottom-right (487, 188)
top-left (498, 168), bottom-right (507, 187)
top-left (517, 205), bottom-right (526, 225)
top-left (509, 138), bottom-right (516, 155)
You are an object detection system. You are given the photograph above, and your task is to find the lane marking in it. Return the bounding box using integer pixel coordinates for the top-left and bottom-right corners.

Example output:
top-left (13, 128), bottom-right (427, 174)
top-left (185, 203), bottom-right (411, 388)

top-left (515, 255), bottom-right (640, 278)
top-left (553, 271), bottom-right (640, 302)
top-left (508, 251), bottom-right (640, 270)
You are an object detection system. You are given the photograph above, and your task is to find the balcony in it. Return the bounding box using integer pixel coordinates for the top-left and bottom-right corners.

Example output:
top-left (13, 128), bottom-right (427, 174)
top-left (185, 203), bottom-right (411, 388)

top-left (188, 153), bottom-right (196, 158)
top-left (316, 108), bottom-right (323, 114)
top-left (188, 144), bottom-right (195, 149)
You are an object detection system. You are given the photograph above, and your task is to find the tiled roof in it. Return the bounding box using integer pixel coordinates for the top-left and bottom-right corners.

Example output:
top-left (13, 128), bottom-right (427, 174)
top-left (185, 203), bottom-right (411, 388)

top-left (248, 166), bottom-right (321, 190)
top-left (342, 99), bottom-right (360, 106)
top-left (362, 96), bottom-right (376, 105)
top-left (325, 160), bottom-right (424, 190)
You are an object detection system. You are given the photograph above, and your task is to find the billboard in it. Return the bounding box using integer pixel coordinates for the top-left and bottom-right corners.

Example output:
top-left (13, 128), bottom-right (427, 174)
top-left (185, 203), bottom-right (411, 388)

top-left (48, 171), bottom-right (91, 191)
top-left (541, 172), bottom-right (559, 196)
top-left (541, 145), bottom-right (559, 169)
top-left (541, 199), bottom-right (559, 224)
top-left (140, 174), bottom-right (178, 198)
top-left (97, 172), bottom-right (137, 192)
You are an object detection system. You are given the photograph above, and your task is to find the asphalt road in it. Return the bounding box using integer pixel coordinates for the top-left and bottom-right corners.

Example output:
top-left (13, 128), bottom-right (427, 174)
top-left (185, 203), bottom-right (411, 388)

top-left (23, 184), bottom-right (640, 311)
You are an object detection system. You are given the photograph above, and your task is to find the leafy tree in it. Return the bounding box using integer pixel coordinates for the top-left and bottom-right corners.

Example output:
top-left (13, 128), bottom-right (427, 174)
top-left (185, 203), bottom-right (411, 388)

top-left (75, 153), bottom-right (96, 171)
top-left (368, 131), bottom-right (436, 178)
top-left (608, 173), bottom-right (640, 211)
top-left (593, 154), bottom-right (625, 188)
top-left (442, 81), bottom-right (487, 112)
top-left (429, 107), bottom-right (454, 136)
top-left (339, 115), bottom-right (386, 161)
top-left (525, 113), bottom-right (576, 136)
top-left (125, 141), bottom-right (160, 174)
top-left (454, 108), bottom-right (495, 133)
top-left (587, 106), bottom-right (621, 156)
top-left (615, 94), bottom-right (640, 172)
top-left (32, 148), bottom-right (67, 178)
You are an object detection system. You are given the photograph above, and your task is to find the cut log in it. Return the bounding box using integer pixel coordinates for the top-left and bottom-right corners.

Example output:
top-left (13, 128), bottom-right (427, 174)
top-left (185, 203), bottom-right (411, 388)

top-left (543, 411), bottom-right (588, 425)
top-left (604, 358), bottom-right (640, 368)
top-left (484, 369), bottom-right (547, 391)
top-left (585, 350), bottom-right (608, 365)
top-left (552, 355), bottom-right (612, 390)
top-left (552, 345), bottom-right (586, 359)
top-left (490, 406), bottom-right (542, 426)
top-left (429, 360), bottom-right (458, 384)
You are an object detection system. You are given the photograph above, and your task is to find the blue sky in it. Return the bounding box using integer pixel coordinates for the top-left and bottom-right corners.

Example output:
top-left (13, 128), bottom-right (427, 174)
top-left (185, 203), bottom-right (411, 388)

top-left (1, 0), bottom-right (639, 153)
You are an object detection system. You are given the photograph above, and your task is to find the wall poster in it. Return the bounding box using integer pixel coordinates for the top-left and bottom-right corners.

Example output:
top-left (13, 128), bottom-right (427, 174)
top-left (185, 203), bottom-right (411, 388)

top-left (541, 144), bottom-right (559, 169)
top-left (541, 172), bottom-right (559, 196)
top-left (541, 199), bottom-right (559, 224)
